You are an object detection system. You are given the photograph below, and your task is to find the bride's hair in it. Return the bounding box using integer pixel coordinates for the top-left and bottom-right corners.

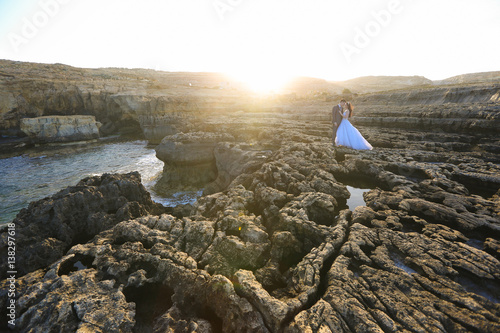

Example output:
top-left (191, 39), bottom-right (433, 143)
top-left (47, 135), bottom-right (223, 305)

top-left (347, 102), bottom-right (354, 118)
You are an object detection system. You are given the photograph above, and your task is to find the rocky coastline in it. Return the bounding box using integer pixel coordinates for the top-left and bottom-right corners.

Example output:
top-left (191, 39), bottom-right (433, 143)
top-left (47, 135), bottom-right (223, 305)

top-left (1, 61), bottom-right (499, 332)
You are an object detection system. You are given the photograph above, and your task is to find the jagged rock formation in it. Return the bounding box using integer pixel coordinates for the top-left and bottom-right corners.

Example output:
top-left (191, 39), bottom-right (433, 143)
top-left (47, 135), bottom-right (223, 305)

top-left (0, 172), bottom-right (166, 280)
top-left (154, 132), bottom-right (274, 195)
top-left (1, 61), bottom-right (500, 332)
top-left (20, 115), bottom-right (101, 143)
top-left (1, 128), bottom-right (499, 331)
top-left (154, 132), bottom-right (234, 193)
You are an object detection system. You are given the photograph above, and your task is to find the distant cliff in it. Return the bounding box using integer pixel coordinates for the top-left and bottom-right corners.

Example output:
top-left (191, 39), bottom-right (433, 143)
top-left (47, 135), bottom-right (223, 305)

top-left (434, 71), bottom-right (500, 85)
top-left (0, 60), bottom-right (248, 142)
top-left (1, 60), bottom-right (499, 143)
top-left (354, 84), bottom-right (500, 105)
top-left (339, 75), bottom-right (433, 93)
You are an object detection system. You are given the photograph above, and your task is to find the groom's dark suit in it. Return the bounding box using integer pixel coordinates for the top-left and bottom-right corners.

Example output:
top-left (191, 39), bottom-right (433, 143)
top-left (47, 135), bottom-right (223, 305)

top-left (332, 104), bottom-right (343, 145)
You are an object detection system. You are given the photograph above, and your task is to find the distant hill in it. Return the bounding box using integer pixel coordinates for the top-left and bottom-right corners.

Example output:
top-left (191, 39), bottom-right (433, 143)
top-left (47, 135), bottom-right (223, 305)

top-left (282, 77), bottom-right (343, 95)
top-left (336, 75), bottom-right (433, 93)
top-left (0, 59), bottom-right (242, 90)
top-left (298, 72), bottom-right (500, 95)
top-left (1, 59), bottom-right (498, 95)
top-left (434, 72), bottom-right (500, 85)
top-left (281, 75), bottom-right (436, 95)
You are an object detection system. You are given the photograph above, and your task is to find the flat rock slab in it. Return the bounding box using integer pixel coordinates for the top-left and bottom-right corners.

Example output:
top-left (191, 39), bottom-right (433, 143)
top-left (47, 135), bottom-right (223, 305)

top-left (20, 115), bottom-right (101, 143)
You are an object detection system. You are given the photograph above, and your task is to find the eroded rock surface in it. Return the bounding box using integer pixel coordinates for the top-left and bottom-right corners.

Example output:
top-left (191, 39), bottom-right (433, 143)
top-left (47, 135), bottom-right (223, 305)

top-left (2, 132), bottom-right (499, 332)
top-left (154, 132), bottom-right (235, 194)
top-left (20, 115), bottom-right (101, 143)
top-left (0, 172), bottom-right (166, 280)
top-left (1, 61), bottom-right (500, 332)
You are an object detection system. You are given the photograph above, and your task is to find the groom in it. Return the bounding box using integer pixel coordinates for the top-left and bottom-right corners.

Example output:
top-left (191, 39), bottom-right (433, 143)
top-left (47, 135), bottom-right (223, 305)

top-left (332, 99), bottom-right (346, 146)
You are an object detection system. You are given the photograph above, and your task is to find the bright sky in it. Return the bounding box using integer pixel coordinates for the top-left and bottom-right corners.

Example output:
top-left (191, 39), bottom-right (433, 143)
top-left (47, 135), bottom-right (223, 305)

top-left (0, 0), bottom-right (499, 91)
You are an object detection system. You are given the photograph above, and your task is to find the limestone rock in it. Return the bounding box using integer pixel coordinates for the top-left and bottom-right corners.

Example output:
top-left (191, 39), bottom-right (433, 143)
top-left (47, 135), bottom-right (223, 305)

top-left (20, 115), bottom-right (101, 143)
top-left (0, 172), bottom-right (166, 279)
top-left (156, 132), bottom-right (234, 166)
top-left (1, 215), bottom-right (270, 332)
top-left (2, 134), bottom-right (500, 332)
top-left (154, 132), bottom-right (234, 193)
top-left (16, 268), bottom-right (135, 332)
top-left (204, 142), bottom-right (272, 194)
top-left (2, 60), bottom-right (500, 332)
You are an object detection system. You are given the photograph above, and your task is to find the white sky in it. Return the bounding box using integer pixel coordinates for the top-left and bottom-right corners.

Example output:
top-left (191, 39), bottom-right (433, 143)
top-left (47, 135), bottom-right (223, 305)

top-left (0, 0), bottom-right (499, 90)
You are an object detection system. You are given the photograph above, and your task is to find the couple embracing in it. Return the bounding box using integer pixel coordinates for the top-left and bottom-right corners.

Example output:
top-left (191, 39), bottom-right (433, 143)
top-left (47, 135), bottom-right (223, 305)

top-left (332, 99), bottom-right (372, 150)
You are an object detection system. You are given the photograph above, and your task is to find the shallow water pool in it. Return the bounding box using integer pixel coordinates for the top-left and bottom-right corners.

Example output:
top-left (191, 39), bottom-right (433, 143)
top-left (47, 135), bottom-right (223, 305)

top-left (0, 140), bottom-right (200, 224)
top-left (345, 185), bottom-right (370, 211)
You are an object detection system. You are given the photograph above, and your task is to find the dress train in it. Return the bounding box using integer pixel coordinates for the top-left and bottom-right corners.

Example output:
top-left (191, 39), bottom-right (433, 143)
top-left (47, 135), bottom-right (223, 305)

top-left (335, 116), bottom-right (372, 150)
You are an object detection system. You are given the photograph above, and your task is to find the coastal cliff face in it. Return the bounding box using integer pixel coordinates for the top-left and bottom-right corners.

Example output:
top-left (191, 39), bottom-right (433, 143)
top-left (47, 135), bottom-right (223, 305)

top-left (0, 60), bottom-right (249, 142)
top-left (20, 115), bottom-right (101, 143)
top-left (1, 61), bottom-right (500, 332)
top-left (2, 60), bottom-right (499, 143)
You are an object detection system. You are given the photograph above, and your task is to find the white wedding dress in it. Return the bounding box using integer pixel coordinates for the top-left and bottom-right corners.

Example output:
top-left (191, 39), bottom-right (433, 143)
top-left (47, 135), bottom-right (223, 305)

top-left (335, 110), bottom-right (373, 150)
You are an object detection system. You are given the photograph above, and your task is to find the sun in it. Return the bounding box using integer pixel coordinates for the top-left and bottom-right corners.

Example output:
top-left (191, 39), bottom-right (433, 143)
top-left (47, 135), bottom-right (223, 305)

top-left (229, 69), bottom-right (293, 94)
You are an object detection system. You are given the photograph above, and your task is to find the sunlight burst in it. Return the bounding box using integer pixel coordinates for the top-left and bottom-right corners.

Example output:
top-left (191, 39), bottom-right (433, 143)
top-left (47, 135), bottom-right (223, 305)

top-left (230, 69), bottom-right (293, 94)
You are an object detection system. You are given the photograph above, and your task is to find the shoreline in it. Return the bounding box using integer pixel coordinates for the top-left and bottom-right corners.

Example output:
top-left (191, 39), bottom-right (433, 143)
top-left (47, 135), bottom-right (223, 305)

top-left (0, 138), bottom-right (168, 225)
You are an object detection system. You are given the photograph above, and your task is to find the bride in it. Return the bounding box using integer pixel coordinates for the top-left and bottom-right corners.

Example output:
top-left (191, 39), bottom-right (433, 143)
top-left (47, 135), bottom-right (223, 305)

top-left (335, 102), bottom-right (373, 150)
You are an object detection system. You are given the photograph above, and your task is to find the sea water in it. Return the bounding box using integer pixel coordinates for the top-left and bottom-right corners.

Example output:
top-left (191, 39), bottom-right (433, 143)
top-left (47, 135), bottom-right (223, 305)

top-left (345, 185), bottom-right (370, 210)
top-left (0, 140), bottom-right (200, 225)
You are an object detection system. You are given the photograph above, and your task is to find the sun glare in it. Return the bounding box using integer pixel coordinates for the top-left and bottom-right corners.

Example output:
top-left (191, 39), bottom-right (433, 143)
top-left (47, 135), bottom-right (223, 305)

top-left (230, 70), bottom-right (293, 94)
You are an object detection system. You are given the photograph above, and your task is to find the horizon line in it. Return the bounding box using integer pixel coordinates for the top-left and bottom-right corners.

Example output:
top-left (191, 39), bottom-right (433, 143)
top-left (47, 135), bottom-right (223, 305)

top-left (1, 58), bottom-right (499, 83)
